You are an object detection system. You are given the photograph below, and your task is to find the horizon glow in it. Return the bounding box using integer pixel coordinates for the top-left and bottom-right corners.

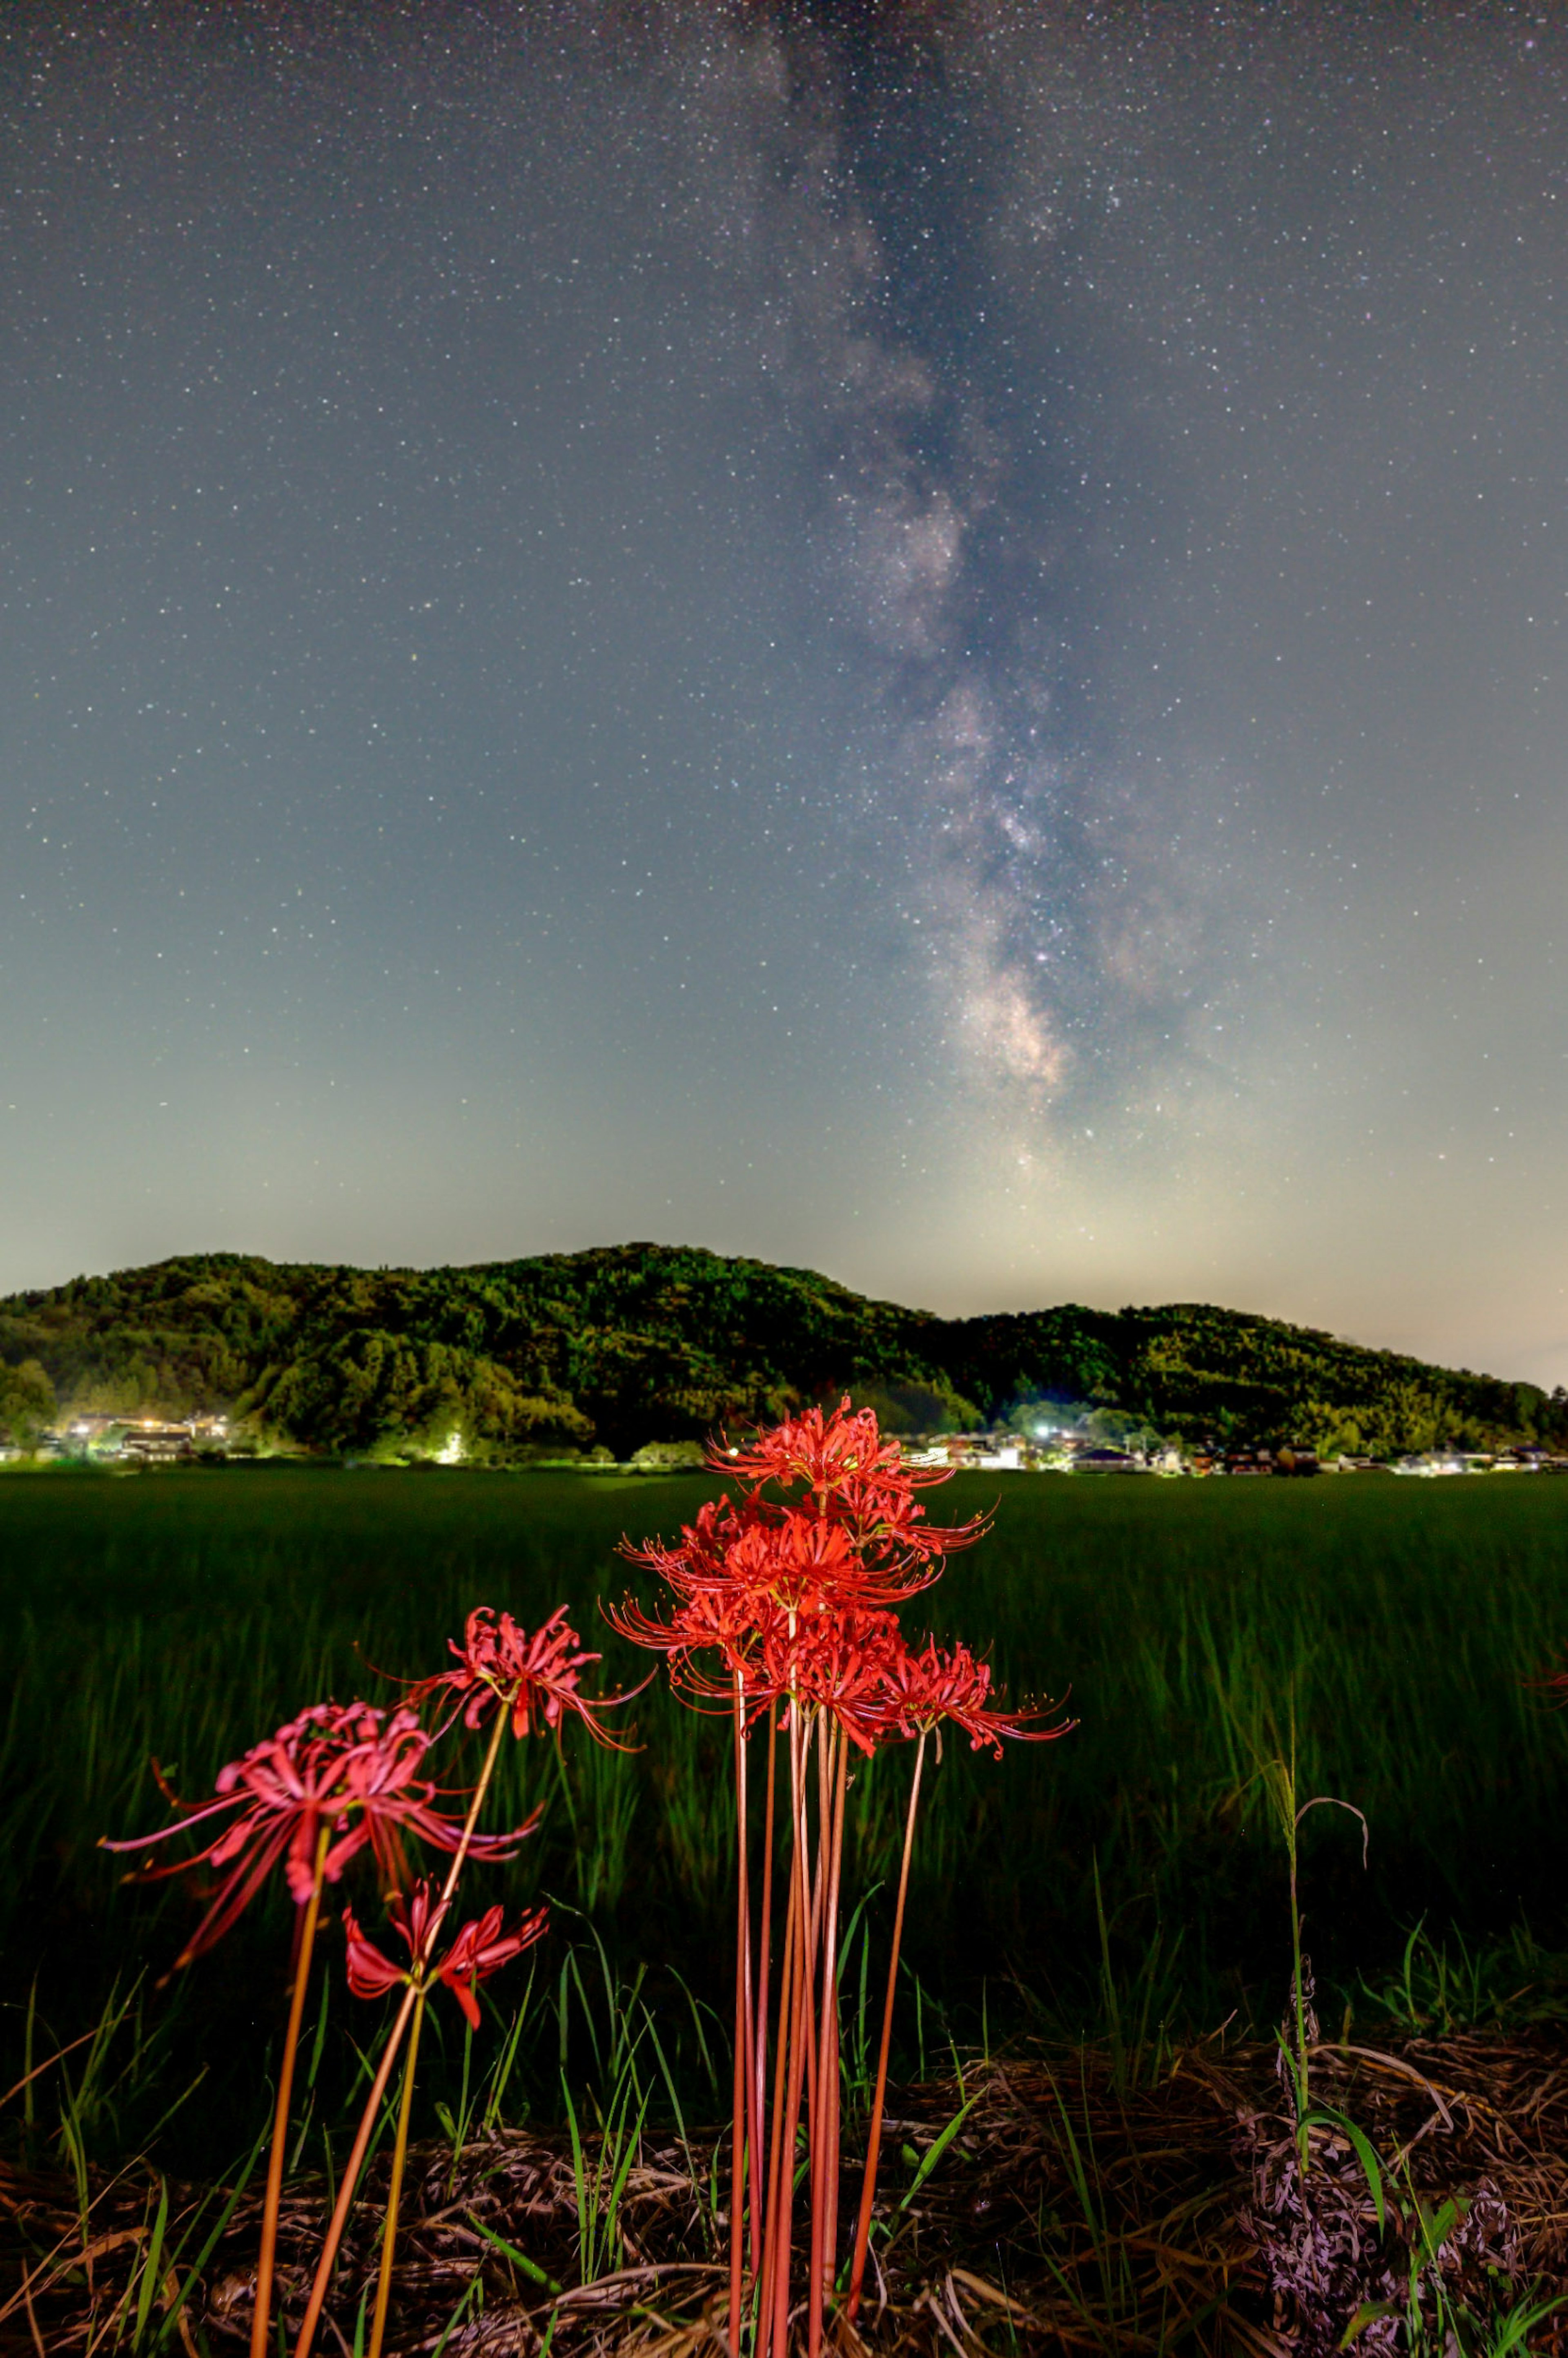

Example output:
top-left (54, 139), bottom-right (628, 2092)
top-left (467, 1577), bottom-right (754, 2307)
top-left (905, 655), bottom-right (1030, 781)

top-left (1, 5), bottom-right (1564, 1388)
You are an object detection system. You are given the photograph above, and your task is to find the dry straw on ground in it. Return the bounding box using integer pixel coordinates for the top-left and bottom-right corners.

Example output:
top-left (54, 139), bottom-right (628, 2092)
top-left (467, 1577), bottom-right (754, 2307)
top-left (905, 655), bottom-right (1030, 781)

top-left (7, 2034), bottom-right (1568, 2356)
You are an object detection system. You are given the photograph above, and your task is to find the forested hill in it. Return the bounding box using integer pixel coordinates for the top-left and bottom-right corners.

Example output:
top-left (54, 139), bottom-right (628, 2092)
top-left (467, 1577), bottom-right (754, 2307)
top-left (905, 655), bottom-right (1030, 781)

top-left (0, 1244), bottom-right (1561, 1461)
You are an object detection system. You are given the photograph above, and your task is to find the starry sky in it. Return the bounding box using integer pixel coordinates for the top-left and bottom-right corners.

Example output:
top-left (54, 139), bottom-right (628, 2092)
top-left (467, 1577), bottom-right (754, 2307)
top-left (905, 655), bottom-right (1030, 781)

top-left (3, 2), bottom-right (1566, 1385)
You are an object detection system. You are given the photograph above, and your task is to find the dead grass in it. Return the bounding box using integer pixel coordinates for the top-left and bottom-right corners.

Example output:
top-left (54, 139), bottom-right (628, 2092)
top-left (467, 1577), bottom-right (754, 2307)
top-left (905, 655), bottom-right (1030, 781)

top-left (6, 2034), bottom-right (1568, 2356)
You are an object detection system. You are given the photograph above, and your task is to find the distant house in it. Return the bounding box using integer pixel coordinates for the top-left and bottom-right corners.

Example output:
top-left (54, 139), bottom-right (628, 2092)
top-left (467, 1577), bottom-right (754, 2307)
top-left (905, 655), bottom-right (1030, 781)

top-left (901, 1432), bottom-right (1047, 1473)
top-left (1073, 1446), bottom-right (1142, 1475)
top-left (60, 1412), bottom-right (231, 1460)
top-left (120, 1421), bottom-right (196, 1463)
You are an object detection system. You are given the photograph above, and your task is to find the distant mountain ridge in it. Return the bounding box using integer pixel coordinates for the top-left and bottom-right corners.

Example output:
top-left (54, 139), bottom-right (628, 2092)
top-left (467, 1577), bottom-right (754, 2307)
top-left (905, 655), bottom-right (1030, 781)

top-left (0, 1243), bottom-right (1562, 1461)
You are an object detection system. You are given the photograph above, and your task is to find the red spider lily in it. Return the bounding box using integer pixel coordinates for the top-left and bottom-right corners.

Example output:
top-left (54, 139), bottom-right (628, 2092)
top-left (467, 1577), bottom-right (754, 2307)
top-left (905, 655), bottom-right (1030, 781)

top-left (758, 1606), bottom-right (909, 1755)
top-left (608, 1581), bottom-right (784, 1702)
top-left (342, 1881), bottom-right (450, 1999)
top-left (102, 1701), bottom-right (534, 1967)
top-left (716, 1399), bottom-right (911, 1499)
top-left (610, 1533), bottom-right (910, 1719)
top-left (716, 1398), bottom-right (989, 1559)
top-left (617, 1397), bottom-right (1064, 2358)
top-left (414, 1604), bottom-right (644, 1748)
top-left (625, 1494), bottom-right (737, 1594)
top-left (343, 1881), bottom-right (548, 2029)
top-left (293, 1605), bottom-right (603, 2358)
top-left (729, 1510), bottom-right (876, 1616)
top-left (621, 1402), bottom-right (989, 1627)
top-left (619, 1489), bottom-right (930, 1625)
top-left (613, 1510), bottom-right (884, 1659)
top-left (884, 1637), bottom-right (1075, 1757)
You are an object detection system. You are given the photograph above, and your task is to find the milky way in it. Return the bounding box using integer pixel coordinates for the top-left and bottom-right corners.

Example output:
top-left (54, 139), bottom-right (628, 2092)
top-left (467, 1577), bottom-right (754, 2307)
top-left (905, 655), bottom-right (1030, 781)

top-left (2, 4), bottom-right (1565, 1380)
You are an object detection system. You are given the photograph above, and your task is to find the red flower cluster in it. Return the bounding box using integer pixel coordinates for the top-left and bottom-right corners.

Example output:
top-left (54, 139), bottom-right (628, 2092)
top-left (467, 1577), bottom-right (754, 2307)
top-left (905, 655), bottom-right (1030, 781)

top-left (105, 1605), bottom-right (617, 2358)
top-left (415, 1604), bottom-right (644, 1748)
top-left (102, 1700), bottom-right (533, 1967)
top-left (343, 1880), bottom-right (547, 2029)
top-left (614, 1398), bottom-right (1063, 1756)
top-left (616, 1400), bottom-right (1074, 2358)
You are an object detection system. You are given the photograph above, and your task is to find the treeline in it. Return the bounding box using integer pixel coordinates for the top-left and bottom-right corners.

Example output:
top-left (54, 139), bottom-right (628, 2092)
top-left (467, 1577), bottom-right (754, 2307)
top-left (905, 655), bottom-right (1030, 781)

top-left (0, 1243), bottom-right (1563, 1460)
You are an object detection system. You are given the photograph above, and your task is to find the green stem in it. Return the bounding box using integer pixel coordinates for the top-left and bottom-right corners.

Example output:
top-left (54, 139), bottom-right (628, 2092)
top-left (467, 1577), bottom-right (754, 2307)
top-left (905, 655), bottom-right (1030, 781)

top-left (1291, 1813), bottom-right (1310, 2162)
top-left (252, 1826), bottom-right (330, 2358)
top-left (1285, 1713), bottom-right (1310, 2162)
top-left (367, 1988), bottom-right (428, 2358)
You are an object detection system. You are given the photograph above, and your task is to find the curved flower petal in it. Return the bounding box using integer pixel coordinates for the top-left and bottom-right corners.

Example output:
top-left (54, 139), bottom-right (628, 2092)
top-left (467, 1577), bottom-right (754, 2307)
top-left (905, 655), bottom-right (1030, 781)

top-left (101, 1697), bottom-right (528, 1969)
top-left (413, 1607), bottom-right (646, 1750)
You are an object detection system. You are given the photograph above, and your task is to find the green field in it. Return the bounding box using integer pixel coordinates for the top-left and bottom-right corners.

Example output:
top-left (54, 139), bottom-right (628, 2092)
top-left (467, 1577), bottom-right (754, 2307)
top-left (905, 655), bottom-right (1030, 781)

top-left (4, 1465), bottom-right (1568, 2171)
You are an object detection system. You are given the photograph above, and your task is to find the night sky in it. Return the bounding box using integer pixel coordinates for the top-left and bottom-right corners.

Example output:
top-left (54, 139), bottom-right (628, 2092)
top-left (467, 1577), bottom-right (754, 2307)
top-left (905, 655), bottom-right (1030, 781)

top-left (3, 3), bottom-right (1565, 1385)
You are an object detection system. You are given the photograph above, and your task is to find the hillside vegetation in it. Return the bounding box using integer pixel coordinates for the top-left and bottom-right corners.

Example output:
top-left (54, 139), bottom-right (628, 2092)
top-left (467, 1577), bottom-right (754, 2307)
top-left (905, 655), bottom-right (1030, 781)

top-left (1, 1243), bottom-right (1562, 1461)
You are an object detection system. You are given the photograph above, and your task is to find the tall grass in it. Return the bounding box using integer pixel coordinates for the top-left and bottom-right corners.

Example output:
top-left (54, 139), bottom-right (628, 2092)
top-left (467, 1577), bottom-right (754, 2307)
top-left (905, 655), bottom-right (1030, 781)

top-left (2, 1466), bottom-right (1566, 2173)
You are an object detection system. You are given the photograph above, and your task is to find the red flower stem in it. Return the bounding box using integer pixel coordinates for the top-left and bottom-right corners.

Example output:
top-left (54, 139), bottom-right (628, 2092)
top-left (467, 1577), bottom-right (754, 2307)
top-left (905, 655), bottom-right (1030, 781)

top-left (334, 1690), bottom-right (513, 2358)
top-left (820, 1733), bottom-right (849, 2297)
top-left (760, 1720), bottom-right (804, 2358)
top-left (294, 1664), bottom-right (512, 2356)
top-left (757, 1838), bottom-right (800, 2358)
top-left (773, 1876), bottom-right (812, 2358)
top-left (846, 1729), bottom-right (927, 2325)
top-left (751, 1701), bottom-right (778, 2275)
top-left (794, 1719), bottom-right (821, 2319)
top-left (251, 1826), bottom-right (330, 2358)
top-left (771, 1715), bottom-right (815, 2358)
top-left (367, 1985), bottom-right (427, 2358)
top-left (807, 1718), bottom-right (834, 2358)
top-left (730, 1672), bottom-right (750, 2355)
top-left (432, 1705), bottom-right (510, 1925)
top-left (297, 1671), bottom-right (512, 2358)
top-left (798, 1716), bottom-right (822, 2114)
top-left (294, 1981), bottom-right (420, 2358)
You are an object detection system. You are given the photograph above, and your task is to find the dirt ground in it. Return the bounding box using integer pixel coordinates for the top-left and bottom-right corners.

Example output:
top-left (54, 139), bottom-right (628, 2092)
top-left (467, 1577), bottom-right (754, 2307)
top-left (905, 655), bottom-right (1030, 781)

top-left (7, 2033), bottom-right (1568, 2355)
